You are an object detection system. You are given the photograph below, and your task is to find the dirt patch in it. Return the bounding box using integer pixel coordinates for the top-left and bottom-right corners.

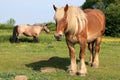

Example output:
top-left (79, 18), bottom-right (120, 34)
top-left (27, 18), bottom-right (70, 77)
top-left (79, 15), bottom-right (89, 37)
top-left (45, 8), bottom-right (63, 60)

top-left (14, 75), bottom-right (28, 80)
top-left (40, 67), bottom-right (56, 73)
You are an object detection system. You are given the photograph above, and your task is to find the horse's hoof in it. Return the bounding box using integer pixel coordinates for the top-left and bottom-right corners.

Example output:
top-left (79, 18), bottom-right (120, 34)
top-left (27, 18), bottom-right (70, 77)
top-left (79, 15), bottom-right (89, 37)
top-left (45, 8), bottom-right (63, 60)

top-left (15, 41), bottom-right (20, 43)
top-left (76, 72), bottom-right (87, 77)
top-left (88, 62), bottom-right (92, 67)
top-left (67, 70), bottom-right (77, 76)
top-left (69, 72), bottom-right (76, 76)
top-left (92, 64), bottom-right (99, 68)
top-left (92, 65), bottom-right (99, 68)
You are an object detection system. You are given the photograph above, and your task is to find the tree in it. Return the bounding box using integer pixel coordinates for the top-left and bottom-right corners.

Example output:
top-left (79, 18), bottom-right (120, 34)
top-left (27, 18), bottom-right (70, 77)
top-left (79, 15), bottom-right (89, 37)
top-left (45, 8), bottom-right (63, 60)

top-left (102, 0), bottom-right (115, 8)
top-left (7, 18), bottom-right (16, 26)
top-left (82, 0), bottom-right (115, 9)
top-left (104, 2), bottom-right (120, 37)
top-left (82, 0), bottom-right (105, 9)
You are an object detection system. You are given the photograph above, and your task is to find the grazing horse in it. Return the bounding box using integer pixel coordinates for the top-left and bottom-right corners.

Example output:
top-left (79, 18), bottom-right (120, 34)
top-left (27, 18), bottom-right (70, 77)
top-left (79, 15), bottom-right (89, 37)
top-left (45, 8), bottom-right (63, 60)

top-left (53, 4), bottom-right (105, 76)
top-left (12, 24), bottom-right (50, 43)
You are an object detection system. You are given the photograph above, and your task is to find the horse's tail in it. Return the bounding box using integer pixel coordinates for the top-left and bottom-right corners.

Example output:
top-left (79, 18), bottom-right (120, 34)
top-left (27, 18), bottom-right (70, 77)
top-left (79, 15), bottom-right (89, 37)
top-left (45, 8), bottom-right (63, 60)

top-left (11, 25), bottom-right (18, 42)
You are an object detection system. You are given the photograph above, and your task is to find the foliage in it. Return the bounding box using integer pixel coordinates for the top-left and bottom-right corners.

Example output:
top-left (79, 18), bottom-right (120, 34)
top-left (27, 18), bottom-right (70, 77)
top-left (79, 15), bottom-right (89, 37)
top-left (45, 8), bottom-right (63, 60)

top-left (82, 0), bottom-right (120, 37)
top-left (0, 24), bottom-right (14, 29)
top-left (82, 0), bottom-right (115, 9)
top-left (0, 18), bottom-right (15, 30)
top-left (6, 18), bottom-right (16, 26)
top-left (102, 0), bottom-right (115, 8)
top-left (82, 0), bottom-right (105, 9)
top-left (47, 22), bottom-right (55, 31)
top-left (104, 3), bottom-right (120, 37)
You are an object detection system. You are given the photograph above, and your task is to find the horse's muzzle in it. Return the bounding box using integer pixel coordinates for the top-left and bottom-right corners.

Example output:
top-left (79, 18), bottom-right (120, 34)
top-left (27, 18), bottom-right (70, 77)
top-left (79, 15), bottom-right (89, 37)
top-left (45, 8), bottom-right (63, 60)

top-left (54, 34), bottom-right (63, 41)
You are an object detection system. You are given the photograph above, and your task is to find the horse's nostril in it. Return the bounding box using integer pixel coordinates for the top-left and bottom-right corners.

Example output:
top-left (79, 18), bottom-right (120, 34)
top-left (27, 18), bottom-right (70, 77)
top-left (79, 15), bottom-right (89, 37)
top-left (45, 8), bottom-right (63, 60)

top-left (59, 34), bottom-right (62, 37)
top-left (54, 34), bottom-right (62, 41)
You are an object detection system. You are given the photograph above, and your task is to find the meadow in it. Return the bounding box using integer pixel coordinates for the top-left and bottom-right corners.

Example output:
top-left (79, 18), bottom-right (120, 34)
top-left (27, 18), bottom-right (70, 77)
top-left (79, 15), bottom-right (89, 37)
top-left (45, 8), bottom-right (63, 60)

top-left (0, 28), bottom-right (120, 80)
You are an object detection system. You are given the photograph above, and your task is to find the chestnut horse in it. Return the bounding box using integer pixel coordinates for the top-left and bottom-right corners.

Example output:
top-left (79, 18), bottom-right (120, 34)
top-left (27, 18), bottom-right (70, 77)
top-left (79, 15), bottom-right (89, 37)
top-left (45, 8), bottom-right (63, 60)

top-left (53, 4), bottom-right (105, 76)
top-left (12, 24), bottom-right (50, 43)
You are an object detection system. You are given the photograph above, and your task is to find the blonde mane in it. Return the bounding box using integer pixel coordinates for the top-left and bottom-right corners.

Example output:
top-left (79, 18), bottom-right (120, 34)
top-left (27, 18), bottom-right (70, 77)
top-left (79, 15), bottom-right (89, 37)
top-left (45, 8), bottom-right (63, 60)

top-left (54, 5), bottom-right (87, 34)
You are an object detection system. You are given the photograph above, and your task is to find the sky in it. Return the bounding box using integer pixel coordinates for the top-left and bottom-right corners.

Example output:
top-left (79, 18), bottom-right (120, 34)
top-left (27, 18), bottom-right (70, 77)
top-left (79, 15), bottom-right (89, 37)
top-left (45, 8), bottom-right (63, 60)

top-left (0, 0), bottom-right (85, 24)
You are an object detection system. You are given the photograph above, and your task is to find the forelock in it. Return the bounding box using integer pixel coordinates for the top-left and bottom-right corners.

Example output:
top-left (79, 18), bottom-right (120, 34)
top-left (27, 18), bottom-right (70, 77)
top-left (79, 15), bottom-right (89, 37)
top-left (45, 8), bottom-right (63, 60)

top-left (54, 7), bottom-right (65, 21)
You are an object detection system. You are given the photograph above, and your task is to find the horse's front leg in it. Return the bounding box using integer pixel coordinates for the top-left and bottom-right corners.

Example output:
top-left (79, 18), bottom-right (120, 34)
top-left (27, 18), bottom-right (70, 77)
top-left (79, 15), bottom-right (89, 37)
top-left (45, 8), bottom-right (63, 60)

top-left (33, 36), bottom-right (39, 42)
top-left (66, 40), bottom-right (77, 75)
top-left (78, 38), bottom-right (87, 76)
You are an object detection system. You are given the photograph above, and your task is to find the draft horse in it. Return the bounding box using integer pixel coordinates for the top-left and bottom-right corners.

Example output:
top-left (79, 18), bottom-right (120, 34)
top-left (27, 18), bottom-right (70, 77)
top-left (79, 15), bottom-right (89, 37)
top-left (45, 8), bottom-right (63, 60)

top-left (53, 4), bottom-right (105, 76)
top-left (11, 24), bottom-right (50, 43)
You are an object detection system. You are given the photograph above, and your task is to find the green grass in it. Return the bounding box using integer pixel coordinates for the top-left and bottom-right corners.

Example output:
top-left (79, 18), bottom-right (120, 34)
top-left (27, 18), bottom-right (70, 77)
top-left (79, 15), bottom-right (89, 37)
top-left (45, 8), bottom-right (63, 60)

top-left (0, 29), bottom-right (120, 80)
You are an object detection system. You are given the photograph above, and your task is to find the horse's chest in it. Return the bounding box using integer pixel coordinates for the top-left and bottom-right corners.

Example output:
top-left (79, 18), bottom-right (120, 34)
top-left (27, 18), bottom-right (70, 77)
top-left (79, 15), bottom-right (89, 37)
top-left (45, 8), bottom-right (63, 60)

top-left (67, 35), bottom-right (79, 43)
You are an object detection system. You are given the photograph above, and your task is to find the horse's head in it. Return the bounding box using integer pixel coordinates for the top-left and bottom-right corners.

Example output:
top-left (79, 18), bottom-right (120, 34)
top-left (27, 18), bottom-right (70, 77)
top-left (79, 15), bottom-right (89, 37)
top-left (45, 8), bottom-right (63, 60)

top-left (53, 4), bottom-right (68, 41)
top-left (43, 25), bottom-right (50, 33)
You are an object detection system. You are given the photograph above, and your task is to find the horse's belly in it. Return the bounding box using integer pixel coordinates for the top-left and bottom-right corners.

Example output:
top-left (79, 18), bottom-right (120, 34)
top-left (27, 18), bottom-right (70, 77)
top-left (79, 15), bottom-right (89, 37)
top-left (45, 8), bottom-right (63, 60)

top-left (87, 32), bottom-right (101, 42)
top-left (87, 36), bottom-right (96, 42)
top-left (23, 33), bottom-right (32, 37)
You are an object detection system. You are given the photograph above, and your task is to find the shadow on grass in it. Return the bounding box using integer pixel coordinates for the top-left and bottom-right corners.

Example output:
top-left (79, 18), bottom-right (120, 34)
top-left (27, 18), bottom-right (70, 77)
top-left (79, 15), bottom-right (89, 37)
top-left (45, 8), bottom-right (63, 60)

top-left (17, 38), bottom-right (34, 43)
top-left (26, 56), bottom-right (72, 71)
top-left (0, 36), bottom-right (33, 43)
top-left (9, 37), bottom-right (36, 43)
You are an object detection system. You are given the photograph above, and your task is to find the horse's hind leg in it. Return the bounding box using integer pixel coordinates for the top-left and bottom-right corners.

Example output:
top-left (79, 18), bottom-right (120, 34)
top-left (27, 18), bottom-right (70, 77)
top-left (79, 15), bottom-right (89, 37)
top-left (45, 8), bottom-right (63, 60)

top-left (92, 37), bottom-right (102, 68)
top-left (16, 33), bottom-right (21, 43)
top-left (33, 36), bottom-right (39, 42)
top-left (11, 36), bottom-right (16, 43)
top-left (88, 41), bottom-right (95, 66)
top-left (16, 37), bottom-right (20, 43)
top-left (11, 33), bottom-right (17, 43)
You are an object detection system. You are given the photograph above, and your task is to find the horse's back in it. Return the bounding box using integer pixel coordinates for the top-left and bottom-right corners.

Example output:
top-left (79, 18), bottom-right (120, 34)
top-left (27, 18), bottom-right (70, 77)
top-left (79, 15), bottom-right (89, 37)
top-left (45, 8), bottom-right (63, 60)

top-left (31, 25), bottom-right (42, 33)
top-left (84, 9), bottom-right (105, 41)
top-left (17, 24), bottom-right (29, 33)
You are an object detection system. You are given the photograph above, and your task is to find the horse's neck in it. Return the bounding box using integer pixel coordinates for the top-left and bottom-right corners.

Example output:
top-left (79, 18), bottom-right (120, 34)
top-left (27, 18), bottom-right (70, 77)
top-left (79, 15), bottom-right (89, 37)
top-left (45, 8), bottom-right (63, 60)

top-left (41, 27), bottom-right (44, 30)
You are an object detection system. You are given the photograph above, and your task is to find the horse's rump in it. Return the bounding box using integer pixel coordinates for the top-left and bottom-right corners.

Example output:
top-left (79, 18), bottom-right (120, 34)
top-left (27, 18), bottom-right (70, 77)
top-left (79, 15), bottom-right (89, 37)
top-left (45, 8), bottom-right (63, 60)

top-left (84, 9), bottom-right (105, 41)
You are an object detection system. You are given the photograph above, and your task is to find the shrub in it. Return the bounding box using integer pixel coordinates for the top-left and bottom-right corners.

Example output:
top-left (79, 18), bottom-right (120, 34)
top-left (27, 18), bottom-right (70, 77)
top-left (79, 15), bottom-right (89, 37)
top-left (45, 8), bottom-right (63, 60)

top-left (0, 24), bottom-right (14, 30)
top-left (47, 22), bottom-right (55, 31)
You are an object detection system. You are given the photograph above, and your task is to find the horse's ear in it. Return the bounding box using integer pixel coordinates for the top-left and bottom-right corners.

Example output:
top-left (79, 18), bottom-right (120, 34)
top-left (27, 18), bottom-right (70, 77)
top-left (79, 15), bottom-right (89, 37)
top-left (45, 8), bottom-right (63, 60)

top-left (64, 4), bottom-right (68, 12)
top-left (53, 4), bottom-right (57, 11)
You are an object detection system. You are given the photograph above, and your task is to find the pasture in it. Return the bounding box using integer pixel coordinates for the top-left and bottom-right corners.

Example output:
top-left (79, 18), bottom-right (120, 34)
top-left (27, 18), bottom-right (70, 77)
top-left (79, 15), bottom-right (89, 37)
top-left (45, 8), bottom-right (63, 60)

top-left (0, 28), bottom-right (120, 80)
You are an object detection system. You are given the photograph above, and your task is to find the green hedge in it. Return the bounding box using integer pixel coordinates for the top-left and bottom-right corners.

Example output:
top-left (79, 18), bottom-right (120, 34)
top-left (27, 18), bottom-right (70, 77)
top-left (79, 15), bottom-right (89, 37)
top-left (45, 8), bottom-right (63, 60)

top-left (47, 22), bottom-right (55, 31)
top-left (0, 24), bottom-right (14, 30)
